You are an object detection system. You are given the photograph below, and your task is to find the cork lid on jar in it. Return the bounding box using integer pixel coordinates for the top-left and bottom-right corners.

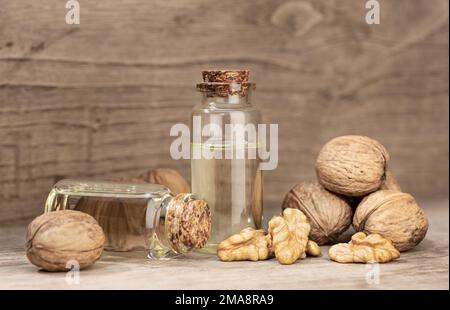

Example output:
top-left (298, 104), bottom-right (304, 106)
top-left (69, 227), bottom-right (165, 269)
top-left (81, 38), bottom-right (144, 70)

top-left (202, 70), bottom-right (250, 83)
top-left (197, 70), bottom-right (255, 96)
top-left (166, 193), bottom-right (211, 252)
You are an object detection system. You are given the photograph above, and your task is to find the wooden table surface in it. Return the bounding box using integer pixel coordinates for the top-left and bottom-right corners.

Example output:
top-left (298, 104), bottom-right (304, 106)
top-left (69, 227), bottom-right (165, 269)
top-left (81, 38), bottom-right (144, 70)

top-left (0, 199), bottom-right (448, 290)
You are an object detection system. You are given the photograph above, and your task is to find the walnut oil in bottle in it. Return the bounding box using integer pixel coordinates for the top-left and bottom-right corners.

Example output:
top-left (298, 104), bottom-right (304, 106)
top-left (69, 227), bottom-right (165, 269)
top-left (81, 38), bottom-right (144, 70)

top-left (191, 70), bottom-right (263, 253)
top-left (44, 179), bottom-right (211, 258)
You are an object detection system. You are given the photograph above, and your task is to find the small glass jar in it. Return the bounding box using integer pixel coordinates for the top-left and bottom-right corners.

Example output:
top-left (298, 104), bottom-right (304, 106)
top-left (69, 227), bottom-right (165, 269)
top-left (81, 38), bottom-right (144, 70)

top-left (44, 179), bottom-right (211, 259)
top-left (191, 70), bottom-right (263, 253)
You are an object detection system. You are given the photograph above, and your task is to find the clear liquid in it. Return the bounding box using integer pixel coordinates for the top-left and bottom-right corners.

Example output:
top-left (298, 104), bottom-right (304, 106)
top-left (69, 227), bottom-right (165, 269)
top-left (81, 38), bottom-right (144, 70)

top-left (44, 180), bottom-right (169, 252)
top-left (191, 154), bottom-right (263, 253)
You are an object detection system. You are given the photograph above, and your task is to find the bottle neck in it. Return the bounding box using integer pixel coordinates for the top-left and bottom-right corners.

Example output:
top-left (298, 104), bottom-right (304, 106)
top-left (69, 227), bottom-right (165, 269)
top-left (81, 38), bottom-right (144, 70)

top-left (153, 193), bottom-right (193, 255)
top-left (200, 92), bottom-right (252, 106)
top-left (201, 88), bottom-right (253, 109)
top-left (151, 193), bottom-right (210, 258)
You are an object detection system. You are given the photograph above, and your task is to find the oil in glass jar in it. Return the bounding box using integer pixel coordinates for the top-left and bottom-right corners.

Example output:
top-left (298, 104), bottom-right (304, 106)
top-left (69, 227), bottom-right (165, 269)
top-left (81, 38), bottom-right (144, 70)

top-left (191, 70), bottom-right (263, 253)
top-left (44, 179), bottom-right (211, 259)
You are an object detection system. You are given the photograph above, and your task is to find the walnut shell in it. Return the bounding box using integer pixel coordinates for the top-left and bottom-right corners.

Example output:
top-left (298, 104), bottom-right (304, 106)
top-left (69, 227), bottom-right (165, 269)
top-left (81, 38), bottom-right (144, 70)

top-left (315, 135), bottom-right (390, 196)
top-left (380, 170), bottom-right (401, 191)
top-left (251, 170), bottom-right (263, 228)
top-left (347, 170), bottom-right (400, 210)
top-left (139, 168), bottom-right (190, 194)
top-left (26, 210), bottom-right (105, 271)
top-left (281, 182), bottom-right (352, 245)
top-left (353, 190), bottom-right (428, 252)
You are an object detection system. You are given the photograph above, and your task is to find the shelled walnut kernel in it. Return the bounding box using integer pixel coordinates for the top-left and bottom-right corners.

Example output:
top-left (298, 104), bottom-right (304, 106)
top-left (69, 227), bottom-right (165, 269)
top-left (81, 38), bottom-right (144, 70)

top-left (306, 240), bottom-right (321, 257)
top-left (268, 208), bottom-right (311, 265)
top-left (217, 209), bottom-right (321, 265)
top-left (329, 232), bottom-right (400, 263)
top-left (217, 228), bottom-right (272, 261)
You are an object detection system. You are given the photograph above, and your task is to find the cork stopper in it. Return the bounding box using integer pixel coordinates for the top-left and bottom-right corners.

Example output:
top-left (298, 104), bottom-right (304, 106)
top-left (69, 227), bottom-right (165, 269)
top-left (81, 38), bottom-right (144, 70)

top-left (202, 70), bottom-right (249, 83)
top-left (166, 194), bottom-right (211, 252)
top-left (197, 69), bottom-right (255, 96)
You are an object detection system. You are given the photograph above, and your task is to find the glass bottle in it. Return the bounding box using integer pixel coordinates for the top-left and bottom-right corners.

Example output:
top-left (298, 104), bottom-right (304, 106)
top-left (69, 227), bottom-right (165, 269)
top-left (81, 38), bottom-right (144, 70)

top-left (44, 179), bottom-right (211, 259)
top-left (191, 70), bottom-right (263, 253)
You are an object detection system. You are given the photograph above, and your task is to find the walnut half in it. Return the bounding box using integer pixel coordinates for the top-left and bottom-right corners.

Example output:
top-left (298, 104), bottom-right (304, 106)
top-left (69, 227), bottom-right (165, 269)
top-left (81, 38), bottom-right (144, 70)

top-left (217, 228), bottom-right (272, 261)
top-left (268, 208), bottom-right (311, 265)
top-left (329, 232), bottom-right (400, 263)
top-left (216, 209), bottom-right (321, 264)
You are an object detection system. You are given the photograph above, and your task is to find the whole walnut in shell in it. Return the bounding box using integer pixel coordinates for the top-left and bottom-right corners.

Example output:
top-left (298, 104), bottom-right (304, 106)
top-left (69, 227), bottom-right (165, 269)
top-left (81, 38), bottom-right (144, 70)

top-left (380, 170), bottom-right (401, 191)
top-left (315, 135), bottom-right (390, 196)
top-left (26, 210), bottom-right (105, 271)
top-left (353, 190), bottom-right (428, 252)
top-left (139, 168), bottom-right (190, 194)
top-left (282, 182), bottom-right (352, 245)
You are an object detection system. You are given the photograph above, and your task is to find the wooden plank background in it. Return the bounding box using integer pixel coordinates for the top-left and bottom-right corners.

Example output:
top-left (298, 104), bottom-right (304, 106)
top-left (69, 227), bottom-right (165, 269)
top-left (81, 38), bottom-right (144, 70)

top-left (0, 0), bottom-right (448, 222)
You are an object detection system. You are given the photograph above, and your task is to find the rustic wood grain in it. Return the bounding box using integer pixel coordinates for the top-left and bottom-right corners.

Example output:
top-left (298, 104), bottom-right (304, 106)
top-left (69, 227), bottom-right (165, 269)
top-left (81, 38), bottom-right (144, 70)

top-left (0, 199), bottom-right (447, 289)
top-left (0, 0), bottom-right (449, 222)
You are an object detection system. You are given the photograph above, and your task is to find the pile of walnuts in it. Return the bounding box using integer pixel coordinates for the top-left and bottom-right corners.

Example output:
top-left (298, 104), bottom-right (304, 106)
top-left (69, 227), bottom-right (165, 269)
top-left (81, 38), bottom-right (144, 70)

top-left (290, 135), bottom-right (428, 255)
top-left (218, 135), bottom-right (428, 265)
